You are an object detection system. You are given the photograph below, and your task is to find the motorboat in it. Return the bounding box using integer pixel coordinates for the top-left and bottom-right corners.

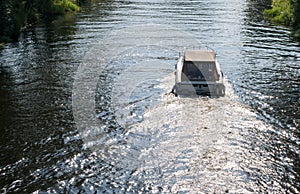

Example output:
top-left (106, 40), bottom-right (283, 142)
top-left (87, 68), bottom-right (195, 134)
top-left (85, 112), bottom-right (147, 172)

top-left (172, 49), bottom-right (225, 96)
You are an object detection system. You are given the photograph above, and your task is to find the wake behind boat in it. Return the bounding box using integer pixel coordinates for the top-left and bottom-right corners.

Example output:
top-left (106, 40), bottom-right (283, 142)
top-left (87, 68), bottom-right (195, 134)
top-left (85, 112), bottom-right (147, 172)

top-left (172, 49), bottom-right (225, 97)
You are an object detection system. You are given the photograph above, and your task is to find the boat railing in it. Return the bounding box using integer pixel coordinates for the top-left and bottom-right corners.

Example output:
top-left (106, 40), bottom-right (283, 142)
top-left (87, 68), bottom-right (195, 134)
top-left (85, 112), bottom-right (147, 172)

top-left (183, 45), bottom-right (215, 52)
top-left (178, 45), bottom-right (216, 58)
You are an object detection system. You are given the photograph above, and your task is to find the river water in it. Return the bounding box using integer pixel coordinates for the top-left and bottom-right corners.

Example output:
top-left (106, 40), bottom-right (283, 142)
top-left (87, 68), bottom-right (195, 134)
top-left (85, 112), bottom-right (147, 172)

top-left (0, 0), bottom-right (299, 193)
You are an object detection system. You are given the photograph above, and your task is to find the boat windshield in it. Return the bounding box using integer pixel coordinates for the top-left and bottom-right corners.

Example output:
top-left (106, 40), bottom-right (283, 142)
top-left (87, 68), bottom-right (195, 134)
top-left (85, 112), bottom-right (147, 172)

top-left (182, 61), bottom-right (219, 81)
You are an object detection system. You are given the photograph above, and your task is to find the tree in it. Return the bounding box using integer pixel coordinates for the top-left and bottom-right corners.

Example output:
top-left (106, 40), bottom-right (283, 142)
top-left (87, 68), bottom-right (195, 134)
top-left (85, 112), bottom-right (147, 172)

top-left (264, 0), bottom-right (300, 39)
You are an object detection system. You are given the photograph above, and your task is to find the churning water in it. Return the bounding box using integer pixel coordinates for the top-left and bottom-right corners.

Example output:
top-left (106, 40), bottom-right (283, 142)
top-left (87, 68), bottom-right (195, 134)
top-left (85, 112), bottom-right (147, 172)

top-left (0, 0), bottom-right (299, 193)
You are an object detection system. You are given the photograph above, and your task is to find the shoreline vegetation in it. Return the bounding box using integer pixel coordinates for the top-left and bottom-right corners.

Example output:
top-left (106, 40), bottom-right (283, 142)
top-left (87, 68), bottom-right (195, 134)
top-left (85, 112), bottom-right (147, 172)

top-left (264, 0), bottom-right (300, 39)
top-left (0, 0), bottom-right (86, 45)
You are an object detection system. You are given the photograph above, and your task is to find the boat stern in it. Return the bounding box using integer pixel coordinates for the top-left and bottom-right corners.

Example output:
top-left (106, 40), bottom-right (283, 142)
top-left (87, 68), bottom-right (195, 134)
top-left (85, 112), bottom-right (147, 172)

top-left (174, 81), bottom-right (225, 97)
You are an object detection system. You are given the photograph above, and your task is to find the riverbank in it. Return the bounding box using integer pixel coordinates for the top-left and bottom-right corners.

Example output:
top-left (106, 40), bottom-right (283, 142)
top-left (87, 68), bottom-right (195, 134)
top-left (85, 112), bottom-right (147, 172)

top-left (0, 0), bottom-right (83, 44)
top-left (264, 0), bottom-right (300, 39)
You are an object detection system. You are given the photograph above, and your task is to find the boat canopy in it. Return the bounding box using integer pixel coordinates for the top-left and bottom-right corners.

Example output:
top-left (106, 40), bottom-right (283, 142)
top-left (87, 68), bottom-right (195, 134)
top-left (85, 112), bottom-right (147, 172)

top-left (184, 50), bottom-right (216, 62)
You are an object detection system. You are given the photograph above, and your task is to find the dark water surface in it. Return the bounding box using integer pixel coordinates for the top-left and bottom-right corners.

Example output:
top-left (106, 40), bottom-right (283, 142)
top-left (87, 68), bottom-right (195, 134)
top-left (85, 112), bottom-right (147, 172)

top-left (1, 0), bottom-right (299, 193)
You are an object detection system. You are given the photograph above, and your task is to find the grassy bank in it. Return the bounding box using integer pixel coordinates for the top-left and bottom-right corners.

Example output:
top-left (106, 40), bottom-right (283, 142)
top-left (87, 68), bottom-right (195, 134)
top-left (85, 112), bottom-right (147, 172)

top-left (264, 0), bottom-right (300, 39)
top-left (0, 0), bottom-right (83, 44)
top-left (45, 0), bottom-right (80, 15)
